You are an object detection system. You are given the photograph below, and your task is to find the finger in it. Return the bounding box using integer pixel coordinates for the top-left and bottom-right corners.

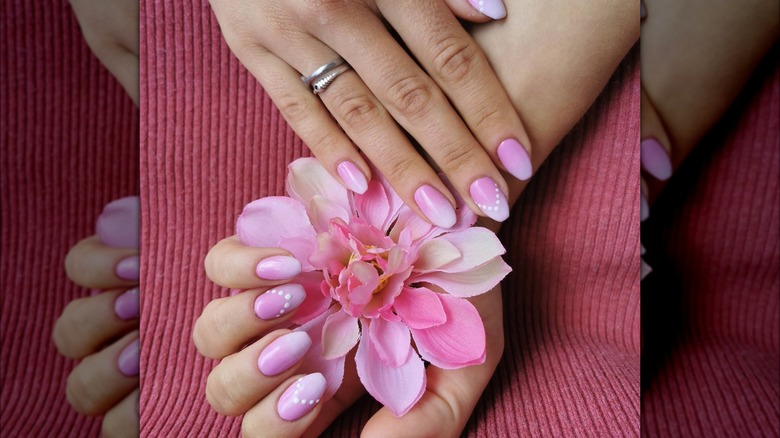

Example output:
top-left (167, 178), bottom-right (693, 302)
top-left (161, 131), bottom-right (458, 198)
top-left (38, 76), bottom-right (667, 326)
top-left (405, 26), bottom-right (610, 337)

top-left (66, 332), bottom-right (139, 416)
top-left (206, 330), bottom-right (312, 416)
top-left (204, 236), bottom-right (302, 289)
top-left (101, 389), bottom-right (140, 438)
top-left (640, 86), bottom-right (674, 190)
top-left (193, 283), bottom-right (306, 359)
top-left (443, 0), bottom-right (506, 21)
top-left (242, 372), bottom-right (327, 437)
top-left (53, 288), bottom-right (139, 359)
top-left (65, 236), bottom-right (139, 288)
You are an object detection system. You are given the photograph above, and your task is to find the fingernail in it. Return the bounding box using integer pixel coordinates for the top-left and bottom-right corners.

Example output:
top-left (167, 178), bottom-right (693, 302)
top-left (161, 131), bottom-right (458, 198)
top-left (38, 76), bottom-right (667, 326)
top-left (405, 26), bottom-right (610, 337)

top-left (118, 339), bottom-right (140, 377)
top-left (96, 196), bottom-right (140, 249)
top-left (641, 138), bottom-right (672, 181)
top-left (277, 373), bottom-right (327, 421)
top-left (255, 256), bottom-right (302, 281)
top-left (258, 331), bottom-right (312, 376)
top-left (497, 139), bottom-right (533, 181)
top-left (414, 185), bottom-right (457, 229)
top-left (468, 0), bottom-right (506, 19)
top-left (254, 283), bottom-right (306, 320)
top-left (640, 194), bottom-right (649, 222)
top-left (336, 161), bottom-right (368, 194)
top-left (114, 288), bottom-right (140, 320)
top-left (470, 177), bottom-right (509, 222)
top-left (116, 256), bottom-right (139, 281)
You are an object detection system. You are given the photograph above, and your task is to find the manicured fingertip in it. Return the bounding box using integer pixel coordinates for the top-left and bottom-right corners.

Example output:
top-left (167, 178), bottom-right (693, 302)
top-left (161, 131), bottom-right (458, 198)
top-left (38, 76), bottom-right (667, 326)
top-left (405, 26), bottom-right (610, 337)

top-left (337, 161), bottom-right (369, 194)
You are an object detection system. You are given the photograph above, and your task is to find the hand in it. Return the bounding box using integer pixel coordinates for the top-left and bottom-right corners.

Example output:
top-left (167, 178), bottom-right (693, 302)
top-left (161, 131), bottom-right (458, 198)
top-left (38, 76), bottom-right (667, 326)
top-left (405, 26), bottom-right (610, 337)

top-left (54, 197), bottom-right (140, 438)
top-left (69, 0), bottom-right (139, 105)
top-left (208, 0), bottom-right (533, 227)
top-left (195, 236), bottom-right (504, 437)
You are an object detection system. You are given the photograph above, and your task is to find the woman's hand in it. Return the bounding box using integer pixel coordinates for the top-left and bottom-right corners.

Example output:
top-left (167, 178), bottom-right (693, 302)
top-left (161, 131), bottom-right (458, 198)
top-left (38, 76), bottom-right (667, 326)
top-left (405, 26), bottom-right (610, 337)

top-left (208, 0), bottom-right (532, 227)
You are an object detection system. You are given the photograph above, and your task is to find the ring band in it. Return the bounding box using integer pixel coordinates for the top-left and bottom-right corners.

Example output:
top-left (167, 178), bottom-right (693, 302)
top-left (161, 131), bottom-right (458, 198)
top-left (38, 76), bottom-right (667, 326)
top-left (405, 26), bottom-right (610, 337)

top-left (311, 64), bottom-right (351, 95)
top-left (301, 57), bottom-right (346, 87)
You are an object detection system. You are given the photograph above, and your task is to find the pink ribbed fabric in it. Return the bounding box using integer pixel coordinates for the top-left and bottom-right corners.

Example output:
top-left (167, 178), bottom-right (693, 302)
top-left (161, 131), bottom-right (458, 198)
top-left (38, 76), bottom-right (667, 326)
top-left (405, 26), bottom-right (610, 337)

top-left (138, 2), bottom-right (640, 435)
top-left (0, 1), bottom-right (139, 436)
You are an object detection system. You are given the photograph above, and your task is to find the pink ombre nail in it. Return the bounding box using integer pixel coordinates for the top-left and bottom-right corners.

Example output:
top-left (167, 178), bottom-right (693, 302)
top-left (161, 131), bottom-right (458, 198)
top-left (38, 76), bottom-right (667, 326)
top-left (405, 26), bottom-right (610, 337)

top-left (497, 139), bottom-right (533, 181)
top-left (255, 256), bottom-right (302, 281)
top-left (468, 0), bottom-right (506, 19)
top-left (277, 373), bottom-right (327, 421)
top-left (254, 283), bottom-right (306, 320)
top-left (336, 161), bottom-right (368, 194)
top-left (414, 185), bottom-right (456, 229)
top-left (116, 256), bottom-right (139, 281)
top-left (470, 177), bottom-right (509, 222)
top-left (641, 138), bottom-right (672, 181)
top-left (96, 196), bottom-right (140, 249)
top-left (118, 339), bottom-right (139, 377)
top-left (258, 331), bottom-right (311, 376)
top-left (114, 288), bottom-right (140, 320)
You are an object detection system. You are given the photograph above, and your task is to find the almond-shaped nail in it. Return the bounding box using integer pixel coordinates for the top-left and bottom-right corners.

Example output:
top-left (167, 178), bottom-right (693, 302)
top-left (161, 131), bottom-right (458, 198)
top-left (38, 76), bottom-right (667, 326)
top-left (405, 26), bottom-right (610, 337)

top-left (277, 373), bottom-right (327, 421)
top-left (258, 331), bottom-right (312, 376)
top-left (115, 288), bottom-right (140, 320)
top-left (256, 256), bottom-right (302, 281)
top-left (414, 185), bottom-right (456, 229)
top-left (470, 177), bottom-right (509, 222)
top-left (118, 339), bottom-right (139, 377)
top-left (96, 196), bottom-right (140, 249)
top-left (641, 138), bottom-right (672, 181)
top-left (336, 161), bottom-right (368, 194)
top-left (116, 256), bottom-right (139, 281)
top-left (497, 138), bottom-right (533, 181)
top-left (254, 283), bottom-right (306, 320)
top-left (468, 0), bottom-right (506, 19)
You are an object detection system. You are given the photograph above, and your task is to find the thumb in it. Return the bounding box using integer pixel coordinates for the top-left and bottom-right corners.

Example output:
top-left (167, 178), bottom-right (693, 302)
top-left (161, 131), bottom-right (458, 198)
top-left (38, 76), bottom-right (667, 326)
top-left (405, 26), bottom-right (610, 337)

top-left (444, 0), bottom-right (507, 22)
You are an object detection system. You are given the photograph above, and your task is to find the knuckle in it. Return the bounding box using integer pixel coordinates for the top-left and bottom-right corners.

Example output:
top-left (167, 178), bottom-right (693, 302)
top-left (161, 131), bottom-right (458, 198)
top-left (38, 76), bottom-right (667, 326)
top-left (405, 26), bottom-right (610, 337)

top-left (471, 105), bottom-right (505, 134)
top-left (53, 301), bottom-right (89, 358)
top-left (334, 93), bottom-right (381, 131)
top-left (274, 91), bottom-right (315, 126)
top-left (206, 369), bottom-right (243, 416)
top-left (385, 153), bottom-right (419, 182)
top-left (431, 36), bottom-right (480, 83)
top-left (440, 142), bottom-right (478, 174)
top-left (66, 369), bottom-right (101, 415)
top-left (193, 302), bottom-right (227, 358)
top-left (384, 75), bottom-right (435, 119)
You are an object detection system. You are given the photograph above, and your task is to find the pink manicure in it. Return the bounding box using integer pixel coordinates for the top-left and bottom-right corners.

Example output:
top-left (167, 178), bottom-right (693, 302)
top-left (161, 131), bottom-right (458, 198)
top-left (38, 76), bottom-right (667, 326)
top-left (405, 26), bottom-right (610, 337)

top-left (467, 0), bottom-right (506, 19)
top-left (116, 256), bottom-right (139, 281)
top-left (118, 339), bottom-right (139, 377)
top-left (114, 288), bottom-right (140, 320)
top-left (96, 196), bottom-right (140, 249)
top-left (254, 283), bottom-right (306, 320)
top-left (414, 185), bottom-right (456, 229)
top-left (641, 138), bottom-right (672, 181)
top-left (336, 161), bottom-right (368, 194)
top-left (256, 256), bottom-right (302, 281)
top-left (277, 373), bottom-right (327, 421)
top-left (470, 177), bottom-right (509, 222)
top-left (497, 139), bottom-right (533, 181)
top-left (258, 331), bottom-right (312, 376)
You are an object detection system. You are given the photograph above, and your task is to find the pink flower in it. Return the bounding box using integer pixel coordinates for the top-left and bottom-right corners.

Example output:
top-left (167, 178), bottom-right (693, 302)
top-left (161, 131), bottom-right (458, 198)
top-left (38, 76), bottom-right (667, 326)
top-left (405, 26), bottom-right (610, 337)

top-left (236, 158), bottom-right (511, 416)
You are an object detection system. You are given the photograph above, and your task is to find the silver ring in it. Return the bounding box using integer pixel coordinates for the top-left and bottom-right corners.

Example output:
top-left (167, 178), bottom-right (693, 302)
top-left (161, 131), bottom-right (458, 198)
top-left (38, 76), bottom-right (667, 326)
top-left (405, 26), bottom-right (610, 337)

top-left (301, 57), bottom-right (346, 87)
top-left (311, 64), bottom-right (351, 95)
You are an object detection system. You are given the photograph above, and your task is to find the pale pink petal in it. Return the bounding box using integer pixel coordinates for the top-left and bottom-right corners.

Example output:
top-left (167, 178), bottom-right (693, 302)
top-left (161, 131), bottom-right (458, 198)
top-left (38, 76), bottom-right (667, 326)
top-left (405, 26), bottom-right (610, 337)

top-left (389, 207), bottom-right (434, 243)
top-left (393, 287), bottom-right (446, 329)
top-left (295, 307), bottom-right (346, 400)
top-left (236, 197), bottom-right (318, 270)
top-left (356, 331), bottom-right (426, 417)
top-left (286, 157), bottom-right (349, 211)
top-left (309, 195), bottom-right (350, 233)
top-left (354, 180), bottom-right (390, 231)
top-left (368, 317), bottom-right (412, 367)
top-left (321, 310), bottom-right (361, 359)
top-left (411, 294), bottom-right (486, 369)
top-left (362, 266), bottom-right (410, 318)
top-left (370, 165), bottom-right (404, 231)
top-left (414, 238), bottom-right (461, 272)
top-left (411, 257), bottom-right (511, 297)
top-left (309, 231), bottom-right (351, 273)
top-left (434, 228), bottom-right (506, 273)
top-left (346, 261), bottom-right (379, 306)
top-left (290, 271), bottom-right (332, 325)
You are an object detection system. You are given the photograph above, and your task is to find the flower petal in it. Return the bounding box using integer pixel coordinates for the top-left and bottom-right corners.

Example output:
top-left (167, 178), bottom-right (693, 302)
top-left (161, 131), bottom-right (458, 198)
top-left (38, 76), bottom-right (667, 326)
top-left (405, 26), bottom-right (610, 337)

top-left (286, 157), bottom-right (349, 211)
top-left (435, 228), bottom-right (506, 273)
top-left (354, 180), bottom-right (390, 231)
top-left (389, 207), bottom-right (434, 244)
top-left (356, 330), bottom-right (426, 417)
top-left (393, 287), bottom-right (446, 329)
top-left (321, 310), bottom-right (360, 359)
top-left (295, 307), bottom-right (346, 400)
top-left (411, 294), bottom-right (486, 369)
top-left (290, 271), bottom-right (332, 326)
top-left (368, 318), bottom-right (411, 367)
top-left (414, 238), bottom-right (461, 272)
top-left (236, 197), bottom-right (318, 270)
top-left (309, 195), bottom-right (350, 233)
top-left (411, 257), bottom-right (511, 297)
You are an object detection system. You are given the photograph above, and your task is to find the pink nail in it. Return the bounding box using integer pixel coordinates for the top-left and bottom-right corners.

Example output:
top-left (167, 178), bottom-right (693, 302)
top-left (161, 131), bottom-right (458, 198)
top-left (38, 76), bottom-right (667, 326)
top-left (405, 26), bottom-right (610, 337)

top-left (96, 196), bottom-right (140, 249)
top-left (467, 0), bottom-right (506, 19)
top-left (337, 161), bottom-right (368, 194)
top-left (641, 138), bottom-right (672, 181)
top-left (277, 373), bottom-right (327, 421)
top-left (497, 139), bottom-right (533, 181)
top-left (256, 256), bottom-right (302, 281)
top-left (116, 256), bottom-right (139, 281)
top-left (254, 283), bottom-right (306, 320)
top-left (258, 331), bottom-right (312, 376)
top-left (414, 185), bottom-right (456, 229)
top-left (114, 288), bottom-right (140, 320)
top-left (470, 177), bottom-right (509, 222)
top-left (118, 339), bottom-right (139, 377)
